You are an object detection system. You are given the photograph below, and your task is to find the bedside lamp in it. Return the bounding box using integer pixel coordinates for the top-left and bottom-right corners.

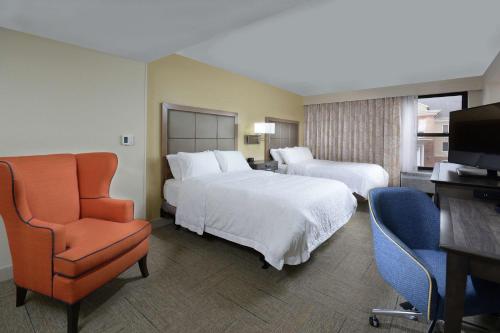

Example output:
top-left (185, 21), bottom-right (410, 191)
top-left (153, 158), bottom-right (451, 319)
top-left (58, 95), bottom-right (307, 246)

top-left (254, 122), bottom-right (275, 135)
top-left (245, 122), bottom-right (275, 144)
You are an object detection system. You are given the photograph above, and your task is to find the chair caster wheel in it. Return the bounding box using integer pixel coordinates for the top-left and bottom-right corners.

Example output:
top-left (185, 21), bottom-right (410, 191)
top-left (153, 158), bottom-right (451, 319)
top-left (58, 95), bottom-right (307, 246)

top-left (369, 316), bottom-right (380, 328)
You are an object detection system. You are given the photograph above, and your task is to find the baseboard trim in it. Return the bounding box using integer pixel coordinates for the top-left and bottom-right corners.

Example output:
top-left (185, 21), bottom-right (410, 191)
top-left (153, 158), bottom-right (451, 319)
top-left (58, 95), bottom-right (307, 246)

top-left (0, 264), bottom-right (12, 282)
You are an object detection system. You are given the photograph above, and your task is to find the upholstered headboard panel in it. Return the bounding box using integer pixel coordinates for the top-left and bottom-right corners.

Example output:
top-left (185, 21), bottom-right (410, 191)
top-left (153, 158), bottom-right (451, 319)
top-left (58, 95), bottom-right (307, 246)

top-left (264, 117), bottom-right (299, 161)
top-left (161, 103), bottom-right (238, 181)
top-left (167, 110), bottom-right (236, 153)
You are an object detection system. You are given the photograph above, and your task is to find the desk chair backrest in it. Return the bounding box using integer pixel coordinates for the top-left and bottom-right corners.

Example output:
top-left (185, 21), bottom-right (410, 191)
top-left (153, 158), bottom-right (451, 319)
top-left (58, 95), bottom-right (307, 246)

top-left (368, 187), bottom-right (440, 321)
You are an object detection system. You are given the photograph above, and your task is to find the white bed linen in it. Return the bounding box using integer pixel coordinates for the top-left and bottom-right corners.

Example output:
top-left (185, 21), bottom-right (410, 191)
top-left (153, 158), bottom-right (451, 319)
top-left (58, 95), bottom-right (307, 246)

top-left (163, 178), bottom-right (182, 207)
top-left (277, 163), bottom-right (288, 174)
top-left (175, 170), bottom-right (357, 270)
top-left (285, 159), bottom-right (389, 198)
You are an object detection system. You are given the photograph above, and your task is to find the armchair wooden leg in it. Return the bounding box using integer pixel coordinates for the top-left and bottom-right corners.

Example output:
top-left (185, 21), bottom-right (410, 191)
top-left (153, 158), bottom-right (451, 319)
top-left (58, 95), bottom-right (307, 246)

top-left (138, 255), bottom-right (149, 278)
top-left (16, 286), bottom-right (27, 307)
top-left (67, 302), bottom-right (80, 333)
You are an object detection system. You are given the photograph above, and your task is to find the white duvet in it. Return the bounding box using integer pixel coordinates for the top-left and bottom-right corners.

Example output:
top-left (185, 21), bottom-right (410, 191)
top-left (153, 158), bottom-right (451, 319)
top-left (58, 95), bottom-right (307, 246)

top-left (285, 159), bottom-right (389, 198)
top-left (175, 170), bottom-right (357, 270)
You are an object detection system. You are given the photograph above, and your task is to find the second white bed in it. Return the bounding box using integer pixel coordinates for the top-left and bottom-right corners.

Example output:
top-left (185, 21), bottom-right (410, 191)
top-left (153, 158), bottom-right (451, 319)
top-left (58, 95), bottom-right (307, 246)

top-left (169, 170), bottom-right (357, 270)
top-left (283, 159), bottom-right (389, 198)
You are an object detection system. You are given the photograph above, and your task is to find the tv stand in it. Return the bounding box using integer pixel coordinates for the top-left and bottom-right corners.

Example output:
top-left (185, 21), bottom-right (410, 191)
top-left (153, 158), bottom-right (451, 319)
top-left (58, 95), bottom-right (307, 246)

top-left (431, 162), bottom-right (500, 207)
top-left (487, 169), bottom-right (499, 178)
top-left (456, 166), bottom-right (499, 179)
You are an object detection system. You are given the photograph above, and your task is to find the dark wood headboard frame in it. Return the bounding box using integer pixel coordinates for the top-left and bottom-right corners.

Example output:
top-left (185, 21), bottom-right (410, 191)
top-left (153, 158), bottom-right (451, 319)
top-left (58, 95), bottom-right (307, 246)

top-left (264, 117), bottom-right (300, 161)
top-left (161, 103), bottom-right (239, 184)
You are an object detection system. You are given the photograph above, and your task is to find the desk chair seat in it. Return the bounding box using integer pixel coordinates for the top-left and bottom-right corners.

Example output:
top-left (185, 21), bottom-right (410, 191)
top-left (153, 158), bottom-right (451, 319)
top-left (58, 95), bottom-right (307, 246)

top-left (368, 187), bottom-right (500, 332)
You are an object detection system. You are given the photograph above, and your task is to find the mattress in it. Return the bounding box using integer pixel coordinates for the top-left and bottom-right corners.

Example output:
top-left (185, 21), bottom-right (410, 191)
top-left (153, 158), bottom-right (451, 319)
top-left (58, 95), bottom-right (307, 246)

top-left (277, 163), bottom-right (288, 174)
top-left (285, 159), bottom-right (389, 198)
top-left (175, 170), bottom-right (357, 270)
top-left (163, 178), bottom-right (182, 207)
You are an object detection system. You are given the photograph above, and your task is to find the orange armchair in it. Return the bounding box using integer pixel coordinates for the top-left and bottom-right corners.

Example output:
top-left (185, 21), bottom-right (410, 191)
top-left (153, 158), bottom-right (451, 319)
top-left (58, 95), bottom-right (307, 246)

top-left (0, 153), bottom-right (151, 333)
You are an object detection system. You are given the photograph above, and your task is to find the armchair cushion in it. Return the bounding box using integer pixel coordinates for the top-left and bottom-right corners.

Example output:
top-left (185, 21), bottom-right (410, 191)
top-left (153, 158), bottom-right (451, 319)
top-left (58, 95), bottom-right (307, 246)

top-left (53, 218), bottom-right (151, 278)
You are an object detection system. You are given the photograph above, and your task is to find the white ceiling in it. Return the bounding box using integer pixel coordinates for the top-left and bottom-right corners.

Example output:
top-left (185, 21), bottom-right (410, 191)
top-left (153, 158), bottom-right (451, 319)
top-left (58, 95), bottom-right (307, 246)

top-left (180, 0), bottom-right (500, 96)
top-left (2, 0), bottom-right (499, 96)
top-left (0, 0), bottom-right (315, 62)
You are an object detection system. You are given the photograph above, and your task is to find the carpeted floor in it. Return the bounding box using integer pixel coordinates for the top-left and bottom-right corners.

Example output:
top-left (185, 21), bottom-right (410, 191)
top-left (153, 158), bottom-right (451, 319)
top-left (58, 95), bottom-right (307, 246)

top-left (0, 202), bottom-right (498, 332)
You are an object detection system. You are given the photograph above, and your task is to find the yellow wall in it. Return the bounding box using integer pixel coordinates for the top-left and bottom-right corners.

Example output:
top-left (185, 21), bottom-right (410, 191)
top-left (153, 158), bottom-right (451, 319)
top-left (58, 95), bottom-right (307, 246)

top-left (147, 54), bottom-right (304, 219)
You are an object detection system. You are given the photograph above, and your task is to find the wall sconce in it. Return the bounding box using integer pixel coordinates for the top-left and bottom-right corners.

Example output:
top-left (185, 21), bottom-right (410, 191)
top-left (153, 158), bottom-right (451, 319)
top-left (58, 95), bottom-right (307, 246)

top-left (244, 122), bottom-right (275, 144)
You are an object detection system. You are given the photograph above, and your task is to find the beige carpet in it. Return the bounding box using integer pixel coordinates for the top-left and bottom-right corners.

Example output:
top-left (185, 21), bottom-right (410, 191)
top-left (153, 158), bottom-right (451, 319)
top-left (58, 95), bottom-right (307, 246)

top-left (0, 202), bottom-right (498, 332)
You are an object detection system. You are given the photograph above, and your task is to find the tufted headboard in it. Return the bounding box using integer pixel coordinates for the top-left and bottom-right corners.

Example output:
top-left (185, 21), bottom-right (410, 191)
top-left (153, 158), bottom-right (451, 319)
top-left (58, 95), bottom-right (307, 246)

top-left (161, 103), bottom-right (238, 182)
top-left (264, 117), bottom-right (299, 161)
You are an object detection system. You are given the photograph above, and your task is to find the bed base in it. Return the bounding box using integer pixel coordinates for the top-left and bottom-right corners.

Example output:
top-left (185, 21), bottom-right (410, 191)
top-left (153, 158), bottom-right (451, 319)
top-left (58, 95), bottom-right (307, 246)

top-left (354, 193), bottom-right (368, 202)
top-left (160, 201), bottom-right (176, 219)
top-left (259, 254), bottom-right (270, 269)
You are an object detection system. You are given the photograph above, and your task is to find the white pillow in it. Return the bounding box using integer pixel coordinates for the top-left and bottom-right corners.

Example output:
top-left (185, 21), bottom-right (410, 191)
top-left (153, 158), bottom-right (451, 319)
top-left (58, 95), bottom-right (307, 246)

top-left (280, 147), bottom-right (314, 164)
top-left (297, 147), bottom-right (314, 161)
top-left (177, 151), bottom-right (221, 180)
top-left (278, 148), bottom-right (298, 164)
top-left (270, 148), bottom-right (285, 164)
top-left (214, 150), bottom-right (251, 172)
top-left (166, 154), bottom-right (182, 179)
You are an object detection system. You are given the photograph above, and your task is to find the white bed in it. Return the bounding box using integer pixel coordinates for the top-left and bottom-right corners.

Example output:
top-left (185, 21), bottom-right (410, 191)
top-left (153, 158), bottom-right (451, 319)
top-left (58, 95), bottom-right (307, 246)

top-left (272, 147), bottom-right (389, 198)
top-left (285, 159), bottom-right (389, 198)
top-left (277, 163), bottom-right (288, 174)
top-left (168, 170), bottom-right (357, 270)
top-left (164, 178), bottom-right (182, 207)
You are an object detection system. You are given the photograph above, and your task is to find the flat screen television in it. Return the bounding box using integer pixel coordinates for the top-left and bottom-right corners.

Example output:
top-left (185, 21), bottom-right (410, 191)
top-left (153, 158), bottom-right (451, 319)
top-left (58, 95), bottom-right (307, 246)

top-left (448, 102), bottom-right (500, 177)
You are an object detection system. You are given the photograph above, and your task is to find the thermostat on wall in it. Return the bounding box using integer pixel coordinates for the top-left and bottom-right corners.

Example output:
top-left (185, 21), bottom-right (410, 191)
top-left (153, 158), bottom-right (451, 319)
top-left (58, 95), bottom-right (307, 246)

top-left (121, 135), bottom-right (135, 146)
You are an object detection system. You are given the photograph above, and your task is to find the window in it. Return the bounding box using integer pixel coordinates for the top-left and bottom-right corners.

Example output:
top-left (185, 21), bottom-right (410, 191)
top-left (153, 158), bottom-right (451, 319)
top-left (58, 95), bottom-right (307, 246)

top-left (417, 92), bottom-right (467, 169)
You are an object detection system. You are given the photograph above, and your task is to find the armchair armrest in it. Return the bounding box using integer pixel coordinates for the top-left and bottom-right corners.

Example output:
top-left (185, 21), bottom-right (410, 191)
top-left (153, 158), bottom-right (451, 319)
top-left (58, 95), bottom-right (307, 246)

top-left (29, 219), bottom-right (67, 255)
top-left (80, 198), bottom-right (134, 222)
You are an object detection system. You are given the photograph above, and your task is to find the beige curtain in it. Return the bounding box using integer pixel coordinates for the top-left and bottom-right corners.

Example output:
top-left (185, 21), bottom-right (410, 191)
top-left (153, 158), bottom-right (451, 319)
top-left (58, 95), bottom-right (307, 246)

top-left (305, 97), bottom-right (402, 186)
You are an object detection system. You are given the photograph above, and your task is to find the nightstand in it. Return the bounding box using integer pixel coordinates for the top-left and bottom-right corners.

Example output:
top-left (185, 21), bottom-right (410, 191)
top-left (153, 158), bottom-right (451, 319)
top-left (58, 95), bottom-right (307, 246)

top-left (248, 160), bottom-right (279, 172)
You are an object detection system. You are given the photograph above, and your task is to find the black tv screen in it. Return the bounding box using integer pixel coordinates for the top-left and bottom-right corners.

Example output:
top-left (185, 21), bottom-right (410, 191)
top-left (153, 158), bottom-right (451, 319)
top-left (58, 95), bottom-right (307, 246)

top-left (448, 102), bottom-right (500, 171)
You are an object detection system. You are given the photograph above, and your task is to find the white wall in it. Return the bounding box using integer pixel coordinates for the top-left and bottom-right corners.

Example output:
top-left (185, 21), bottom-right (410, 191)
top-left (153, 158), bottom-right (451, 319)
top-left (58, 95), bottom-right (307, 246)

top-left (0, 28), bottom-right (147, 280)
top-left (483, 51), bottom-right (500, 104)
top-left (304, 76), bottom-right (484, 107)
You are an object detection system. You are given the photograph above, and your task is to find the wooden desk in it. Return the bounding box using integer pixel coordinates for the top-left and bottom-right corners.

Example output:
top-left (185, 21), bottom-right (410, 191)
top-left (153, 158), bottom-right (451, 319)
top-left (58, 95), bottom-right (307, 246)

top-left (432, 162), bottom-right (500, 206)
top-left (438, 193), bottom-right (500, 332)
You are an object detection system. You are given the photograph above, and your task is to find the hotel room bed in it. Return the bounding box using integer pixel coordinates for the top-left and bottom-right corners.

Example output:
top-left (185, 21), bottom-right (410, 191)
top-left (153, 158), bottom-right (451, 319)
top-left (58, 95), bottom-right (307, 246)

top-left (272, 147), bottom-right (389, 198)
top-left (164, 170), bottom-right (357, 270)
top-left (163, 178), bottom-right (181, 207)
top-left (283, 159), bottom-right (389, 198)
top-left (160, 104), bottom-right (358, 270)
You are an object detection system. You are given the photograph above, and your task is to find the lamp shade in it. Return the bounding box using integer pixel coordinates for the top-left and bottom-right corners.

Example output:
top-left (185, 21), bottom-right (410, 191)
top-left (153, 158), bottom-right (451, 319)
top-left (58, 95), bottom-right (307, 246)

top-left (254, 122), bottom-right (275, 134)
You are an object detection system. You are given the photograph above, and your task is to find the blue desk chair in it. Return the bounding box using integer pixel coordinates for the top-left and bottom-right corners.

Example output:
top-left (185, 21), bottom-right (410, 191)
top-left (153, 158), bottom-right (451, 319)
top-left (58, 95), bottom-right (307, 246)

top-left (368, 187), bottom-right (500, 332)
